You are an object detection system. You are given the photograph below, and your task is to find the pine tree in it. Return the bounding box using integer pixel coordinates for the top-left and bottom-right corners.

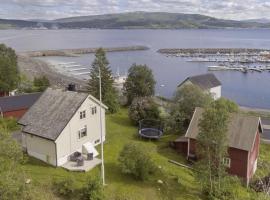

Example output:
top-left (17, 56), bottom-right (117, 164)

top-left (87, 48), bottom-right (119, 113)
top-left (0, 44), bottom-right (19, 94)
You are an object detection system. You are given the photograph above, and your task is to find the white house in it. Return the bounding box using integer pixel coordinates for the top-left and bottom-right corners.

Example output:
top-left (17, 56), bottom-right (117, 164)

top-left (178, 73), bottom-right (222, 100)
top-left (18, 88), bottom-right (107, 167)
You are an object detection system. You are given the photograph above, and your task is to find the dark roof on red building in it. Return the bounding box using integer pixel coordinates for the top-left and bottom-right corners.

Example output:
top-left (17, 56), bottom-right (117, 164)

top-left (0, 93), bottom-right (42, 112)
top-left (185, 107), bottom-right (262, 151)
top-left (178, 73), bottom-right (221, 90)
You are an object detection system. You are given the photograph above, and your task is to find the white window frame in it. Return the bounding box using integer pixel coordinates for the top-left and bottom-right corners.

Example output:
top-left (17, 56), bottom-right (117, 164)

top-left (80, 110), bottom-right (86, 119)
top-left (223, 157), bottom-right (231, 168)
top-left (78, 126), bottom-right (87, 139)
top-left (91, 106), bottom-right (97, 115)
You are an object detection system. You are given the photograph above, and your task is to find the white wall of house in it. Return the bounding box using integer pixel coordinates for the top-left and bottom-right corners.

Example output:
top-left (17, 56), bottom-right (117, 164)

top-left (210, 86), bottom-right (221, 100)
top-left (24, 134), bottom-right (57, 166)
top-left (179, 81), bottom-right (221, 100)
top-left (55, 96), bottom-right (106, 166)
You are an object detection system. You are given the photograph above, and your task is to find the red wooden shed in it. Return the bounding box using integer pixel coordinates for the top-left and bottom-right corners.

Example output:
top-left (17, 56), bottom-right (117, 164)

top-left (173, 107), bottom-right (263, 185)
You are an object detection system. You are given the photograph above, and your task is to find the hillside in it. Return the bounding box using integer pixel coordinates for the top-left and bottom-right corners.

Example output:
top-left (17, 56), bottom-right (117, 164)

top-left (1, 12), bottom-right (270, 29)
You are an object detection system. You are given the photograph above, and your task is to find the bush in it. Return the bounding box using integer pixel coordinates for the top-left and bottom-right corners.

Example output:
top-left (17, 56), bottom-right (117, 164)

top-left (80, 176), bottom-right (104, 200)
top-left (118, 142), bottom-right (156, 181)
top-left (33, 75), bottom-right (50, 92)
top-left (128, 97), bottom-right (160, 125)
top-left (0, 117), bottom-right (18, 131)
top-left (52, 176), bottom-right (75, 198)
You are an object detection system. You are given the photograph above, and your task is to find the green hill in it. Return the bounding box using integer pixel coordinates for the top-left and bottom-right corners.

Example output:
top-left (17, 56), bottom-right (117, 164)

top-left (1, 12), bottom-right (270, 29)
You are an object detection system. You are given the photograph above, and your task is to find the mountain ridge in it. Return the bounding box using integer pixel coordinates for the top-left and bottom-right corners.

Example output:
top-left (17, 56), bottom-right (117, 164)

top-left (1, 12), bottom-right (270, 29)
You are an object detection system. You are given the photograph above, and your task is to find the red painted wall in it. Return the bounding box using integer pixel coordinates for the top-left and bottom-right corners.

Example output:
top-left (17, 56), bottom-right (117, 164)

top-left (4, 109), bottom-right (28, 119)
top-left (189, 138), bottom-right (196, 155)
top-left (173, 141), bottom-right (188, 156)
top-left (188, 138), bottom-right (250, 182)
top-left (228, 147), bottom-right (248, 179)
top-left (0, 91), bottom-right (9, 97)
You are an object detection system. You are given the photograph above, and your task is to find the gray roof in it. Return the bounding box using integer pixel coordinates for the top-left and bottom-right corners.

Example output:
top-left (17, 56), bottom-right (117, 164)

top-left (0, 93), bottom-right (42, 112)
top-left (185, 107), bottom-right (262, 151)
top-left (178, 73), bottom-right (221, 90)
top-left (18, 88), bottom-right (89, 141)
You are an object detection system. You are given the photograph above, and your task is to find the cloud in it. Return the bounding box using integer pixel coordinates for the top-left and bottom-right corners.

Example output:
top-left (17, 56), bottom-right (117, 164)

top-left (0, 0), bottom-right (269, 20)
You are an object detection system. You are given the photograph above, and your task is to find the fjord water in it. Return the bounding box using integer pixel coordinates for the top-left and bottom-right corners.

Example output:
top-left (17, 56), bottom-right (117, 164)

top-left (1, 29), bottom-right (270, 108)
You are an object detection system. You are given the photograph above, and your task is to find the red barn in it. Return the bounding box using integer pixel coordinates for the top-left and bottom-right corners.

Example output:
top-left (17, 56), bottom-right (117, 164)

top-left (173, 107), bottom-right (262, 185)
top-left (0, 93), bottom-right (42, 119)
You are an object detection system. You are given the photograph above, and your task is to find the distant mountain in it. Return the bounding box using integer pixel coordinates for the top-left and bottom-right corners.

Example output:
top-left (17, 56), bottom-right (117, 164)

top-left (242, 18), bottom-right (270, 24)
top-left (1, 12), bottom-right (270, 30)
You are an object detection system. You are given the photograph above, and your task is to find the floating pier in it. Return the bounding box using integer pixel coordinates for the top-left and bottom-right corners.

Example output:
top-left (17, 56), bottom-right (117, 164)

top-left (68, 68), bottom-right (87, 72)
top-left (73, 72), bottom-right (90, 76)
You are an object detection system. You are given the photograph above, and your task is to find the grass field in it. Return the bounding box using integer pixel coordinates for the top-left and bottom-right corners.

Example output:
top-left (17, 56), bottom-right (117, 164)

top-left (20, 108), bottom-right (269, 200)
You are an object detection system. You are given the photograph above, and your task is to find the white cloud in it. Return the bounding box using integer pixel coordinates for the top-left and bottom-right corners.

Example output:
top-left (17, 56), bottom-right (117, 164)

top-left (0, 0), bottom-right (269, 20)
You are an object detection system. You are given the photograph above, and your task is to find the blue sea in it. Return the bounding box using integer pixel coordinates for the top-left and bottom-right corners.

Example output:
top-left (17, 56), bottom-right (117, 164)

top-left (1, 29), bottom-right (270, 108)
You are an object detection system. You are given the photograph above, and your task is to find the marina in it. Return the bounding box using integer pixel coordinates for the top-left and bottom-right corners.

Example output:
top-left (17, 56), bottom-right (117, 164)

top-left (207, 65), bottom-right (270, 73)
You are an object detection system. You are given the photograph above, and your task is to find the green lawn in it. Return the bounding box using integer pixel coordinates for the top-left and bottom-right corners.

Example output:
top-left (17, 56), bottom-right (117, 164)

top-left (21, 108), bottom-right (199, 200)
top-left (21, 108), bottom-right (268, 200)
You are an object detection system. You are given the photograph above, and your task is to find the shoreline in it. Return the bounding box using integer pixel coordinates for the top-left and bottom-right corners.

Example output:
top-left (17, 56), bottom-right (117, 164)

top-left (17, 55), bottom-right (87, 89)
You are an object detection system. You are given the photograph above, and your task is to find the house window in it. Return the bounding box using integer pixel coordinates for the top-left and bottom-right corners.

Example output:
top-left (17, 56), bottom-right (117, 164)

top-left (223, 157), bottom-right (231, 168)
top-left (80, 110), bottom-right (86, 119)
top-left (78, 126), bottom-right (87, 139)
top-left (95, 139), bottom-right (100, 144)
top-left (91, 106), bottom-right (97, 115)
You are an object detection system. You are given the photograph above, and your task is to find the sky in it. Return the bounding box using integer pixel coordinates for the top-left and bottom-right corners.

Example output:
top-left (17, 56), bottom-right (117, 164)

top-left (0, 0), bottom-right (270, 20)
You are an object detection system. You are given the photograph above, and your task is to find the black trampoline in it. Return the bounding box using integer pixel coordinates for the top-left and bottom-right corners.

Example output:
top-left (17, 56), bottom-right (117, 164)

top-left (138, 119), bottom-right (164, 139)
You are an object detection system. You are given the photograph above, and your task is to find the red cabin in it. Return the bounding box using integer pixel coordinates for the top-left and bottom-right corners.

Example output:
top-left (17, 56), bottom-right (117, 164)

top-left (173, 107), bottom-right (262, 185)
top-left (0, 93), bottom-right (42, 119)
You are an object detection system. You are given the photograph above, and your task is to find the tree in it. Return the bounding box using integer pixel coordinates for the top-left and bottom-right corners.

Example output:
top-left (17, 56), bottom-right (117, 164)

top-left (87, 48), bottom-right (119, 113)
top-left (33, 75), bottom-right (50, 92)
top-left (123, 64), bottom-right (156, 105)
top-left (168, 84), bottom-right (212, 132)
top-left (195, 105), bottom-right (230, 198)
top-left (128, 97), bottom-right (160, 125)
top-left (211, 97), bottom-right (239, 113)
top-left (0, 44), bottom-right (19, 94)
top-left (118, 142), bottom-right (156, 181)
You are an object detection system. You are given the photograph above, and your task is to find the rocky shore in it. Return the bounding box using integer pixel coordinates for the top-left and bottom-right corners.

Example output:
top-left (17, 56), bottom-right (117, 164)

top-left (17, 55), bottom-right (87, 89)
top-left (17, 46), bottom-right (149, 89)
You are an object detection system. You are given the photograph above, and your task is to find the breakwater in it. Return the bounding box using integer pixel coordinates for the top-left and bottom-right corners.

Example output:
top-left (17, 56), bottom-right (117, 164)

top-left (22, 46), bottom-right (149, 57)
top-left (157, 48), bottom-right (270, 55)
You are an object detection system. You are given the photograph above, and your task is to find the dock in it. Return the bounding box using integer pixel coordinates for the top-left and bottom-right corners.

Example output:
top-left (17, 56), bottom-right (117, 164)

top-left (73, 72), bottom-right (90, 76)
top-left (208, 65), bottom-right (268, 73)
top-left (68, 68), bottom-right (87, 72)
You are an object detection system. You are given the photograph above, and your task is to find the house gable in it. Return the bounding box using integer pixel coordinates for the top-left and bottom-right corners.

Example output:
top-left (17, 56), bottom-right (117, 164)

top-left (55, 96), bottom-right (106, 166)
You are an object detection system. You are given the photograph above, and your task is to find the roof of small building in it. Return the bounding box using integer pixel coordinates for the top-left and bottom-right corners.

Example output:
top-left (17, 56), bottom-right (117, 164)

top-left (0, 93), bottom-right (42, 112)
top-left (185, 107), bottom-right (262, 152)
top-left (178, 73), bottom-right (221, 90)
top-left (18, 88), bottom-right (107, 141)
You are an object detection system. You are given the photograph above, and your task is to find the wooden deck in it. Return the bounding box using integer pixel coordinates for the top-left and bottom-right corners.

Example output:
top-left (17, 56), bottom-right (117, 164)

top-left (62, 158), bottom-right (101, 172)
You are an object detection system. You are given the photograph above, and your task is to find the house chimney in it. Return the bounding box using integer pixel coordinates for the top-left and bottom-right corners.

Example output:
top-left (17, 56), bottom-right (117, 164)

top-left (67, 84), bottom-right (76, 91)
